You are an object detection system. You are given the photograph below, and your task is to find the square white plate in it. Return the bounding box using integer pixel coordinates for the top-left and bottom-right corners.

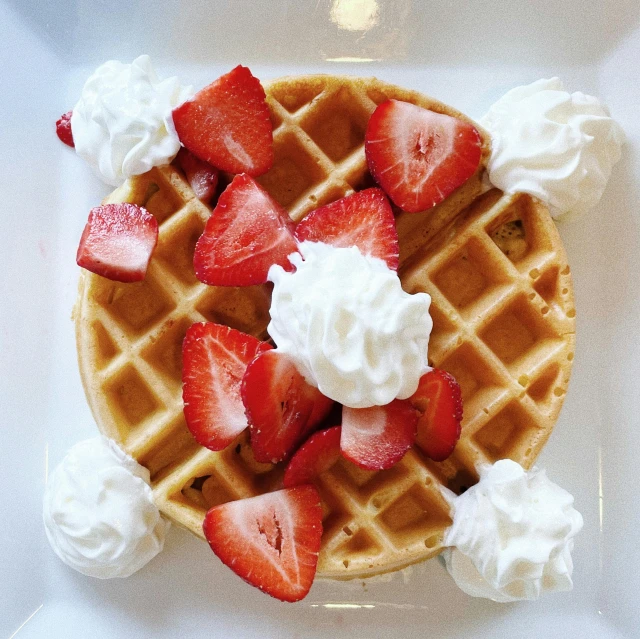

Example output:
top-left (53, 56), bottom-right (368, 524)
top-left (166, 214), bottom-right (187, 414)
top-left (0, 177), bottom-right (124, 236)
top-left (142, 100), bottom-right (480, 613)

top-left (1, 1), bottom-right (639, 637)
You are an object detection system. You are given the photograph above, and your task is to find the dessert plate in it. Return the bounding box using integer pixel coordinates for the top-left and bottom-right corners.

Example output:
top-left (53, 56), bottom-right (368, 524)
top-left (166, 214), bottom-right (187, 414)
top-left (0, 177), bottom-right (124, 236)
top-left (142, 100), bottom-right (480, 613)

top-left (1, 0), bottom-right (639, 637)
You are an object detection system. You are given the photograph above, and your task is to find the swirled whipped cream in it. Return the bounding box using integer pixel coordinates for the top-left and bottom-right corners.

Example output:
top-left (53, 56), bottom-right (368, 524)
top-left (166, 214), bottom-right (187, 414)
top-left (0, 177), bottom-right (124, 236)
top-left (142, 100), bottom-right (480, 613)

top-left (442, 459), bottom-right (583, 602)
top-left (43, 436), bottom-right (167, 579)
top-left (480, 78), bottom-right (624, 219)
top-left (267, 241), bottom-right (432, 408)
top-left (71, 55), bottom-right (194, 186)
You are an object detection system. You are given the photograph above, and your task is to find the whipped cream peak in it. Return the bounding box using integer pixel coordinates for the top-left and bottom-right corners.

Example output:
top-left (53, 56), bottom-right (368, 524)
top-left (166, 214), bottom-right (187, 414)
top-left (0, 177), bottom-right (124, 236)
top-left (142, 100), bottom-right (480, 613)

top-left (71, 55), bottom-right (194, 186)
top-left (43, 436), bottom-right (167, 579)
top-left (480, 77), bottom-right (624, 219)
top-left (443, 459), bottom-right (583, 602)
top-left (267, 241), bottom-right (432, 408)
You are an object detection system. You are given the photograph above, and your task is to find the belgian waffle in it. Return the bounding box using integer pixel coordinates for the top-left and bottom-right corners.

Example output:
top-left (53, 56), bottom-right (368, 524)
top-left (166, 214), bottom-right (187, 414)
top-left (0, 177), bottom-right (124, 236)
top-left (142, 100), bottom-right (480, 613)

top-left (75, 75), bottom-right (575, 579)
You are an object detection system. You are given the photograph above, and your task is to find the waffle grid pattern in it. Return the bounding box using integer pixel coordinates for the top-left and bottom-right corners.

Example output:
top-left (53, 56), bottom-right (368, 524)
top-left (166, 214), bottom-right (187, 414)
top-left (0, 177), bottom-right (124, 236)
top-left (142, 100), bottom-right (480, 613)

top-left (75, 75), bottom-right (575, 579)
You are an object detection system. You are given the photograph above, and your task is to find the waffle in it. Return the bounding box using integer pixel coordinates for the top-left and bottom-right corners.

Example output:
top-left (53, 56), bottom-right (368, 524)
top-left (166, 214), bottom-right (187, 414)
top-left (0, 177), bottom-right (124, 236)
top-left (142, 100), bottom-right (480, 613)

top-left (75, 75), bottom-right (575, 580)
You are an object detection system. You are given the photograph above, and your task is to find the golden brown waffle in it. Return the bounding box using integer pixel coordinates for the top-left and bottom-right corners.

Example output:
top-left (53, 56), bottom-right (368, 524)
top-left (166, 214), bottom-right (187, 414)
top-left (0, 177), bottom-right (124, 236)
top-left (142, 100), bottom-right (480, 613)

top-left (75, 75), bottom-right (575, 580)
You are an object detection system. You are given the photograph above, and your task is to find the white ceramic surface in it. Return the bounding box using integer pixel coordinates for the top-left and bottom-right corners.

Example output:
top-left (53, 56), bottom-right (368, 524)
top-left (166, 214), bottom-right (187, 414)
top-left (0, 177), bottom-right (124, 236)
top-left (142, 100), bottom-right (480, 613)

top-left (1, 1), bottom-right (639, 637)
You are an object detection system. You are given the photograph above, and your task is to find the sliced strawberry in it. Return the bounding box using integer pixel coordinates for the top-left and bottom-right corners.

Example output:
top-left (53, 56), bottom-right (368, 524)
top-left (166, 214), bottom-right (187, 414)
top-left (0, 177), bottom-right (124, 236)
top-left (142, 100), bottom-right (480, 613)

top-left (307, 393), bottom-right (335, 430)
top-left (341, 400), bottom-right (417, 471)
top-left (284, 426), bottom-right (342, 488)
top-left (194, 174), bottom-right (298, 287)
top-left (294, 188), bottom-right (399, 270)
top-left (203, 485), bottom-right (323, 602)
top-left (182, 323), bottom-right (272, 451)
top-left (409, 369), bottom-right (463, 462)
top-left (172, 65), bottom-right (273, 176)
top-left (56, 110), bottom-right (74, 147)
top-left (242, 350), bottom-right (331, 464)
top-left (365, 100), bottom-right (482, 213)
top-left (175, 147), bottom-right (219, 204)
top-left (76, 203), bottom-right (158, 283)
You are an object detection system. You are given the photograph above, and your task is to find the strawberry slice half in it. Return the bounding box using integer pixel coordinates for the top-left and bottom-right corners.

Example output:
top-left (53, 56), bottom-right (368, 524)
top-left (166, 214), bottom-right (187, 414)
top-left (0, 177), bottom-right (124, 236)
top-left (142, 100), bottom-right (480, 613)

top-left (294, 188), bottom-right (399, 270)
top-left (341, 400), bottom-right (418, 471)
top-left (76, 203), bottom-right (158, 283)
top-left (56, 110), bottom-right (74, 147)
top-left (365, 99), bottom-right (482, 213)
top-left (409, 369), bottom-right (463, 462)
top-left (172, 65), bottom-right (273, 176)
top-left (175, 147), bottom-right (219, 204)
top-left (307, 393), bottom-right (335, 431)
top-left (182, 322), bottom-right (272, 451)
top-left (284, 426), bottom-right (342, 489)
top-left (242, 350), bottom-right (331, 464)
top-left (194, 173), bottom-right (298, 287)
top-left (203, 485), bottom-right (323, 602)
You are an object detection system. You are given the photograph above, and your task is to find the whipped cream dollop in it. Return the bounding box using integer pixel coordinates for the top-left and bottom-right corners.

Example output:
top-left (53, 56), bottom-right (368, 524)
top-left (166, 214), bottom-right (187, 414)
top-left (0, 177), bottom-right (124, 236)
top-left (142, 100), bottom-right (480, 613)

top-left (442, 459), bottom-right (583, 602)
top-left (480, 78), bottom-right (624, 219)
top-left (43, 436), bottom-right (167, 579)
top-left (71, 55), bottom-right (193, 186)
top-left (267, 241), bottom-right (432, 408)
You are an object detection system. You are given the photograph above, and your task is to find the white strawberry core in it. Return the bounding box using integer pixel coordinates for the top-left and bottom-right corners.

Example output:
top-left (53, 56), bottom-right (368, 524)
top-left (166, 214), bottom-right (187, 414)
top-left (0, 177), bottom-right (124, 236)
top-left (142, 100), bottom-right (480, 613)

top-left (267, 241), bottom-right (432, 409)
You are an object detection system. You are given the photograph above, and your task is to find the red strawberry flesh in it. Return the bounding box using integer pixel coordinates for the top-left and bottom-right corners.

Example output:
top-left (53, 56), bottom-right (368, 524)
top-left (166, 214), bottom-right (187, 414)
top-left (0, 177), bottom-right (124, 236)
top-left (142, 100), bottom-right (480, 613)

top-left (340, 399), bottom-right (418, 470)
top-left (56, 110), bottom-right (74, 147)
top-left (365, 99), bottom-right (482, 213)
top-left (203, 485), bottom-right (323, 602)
top-left (284, 426), bottom-right (342, 488)
top-left (194, 173), bottom-right (298, 287)
top-left (307, 393), bottom-right (335, 431)
top-left (294, 188), bottom-right (399, 270)
top-left (409, 368), bottom-right (463, 462)
top-left (76, 203), bottom-right (158, 283)
top-left (242, 350), bottom-right (329, 464)
top-left (175, 147), bottom-right (219, 203)
top-left (182, 322), bottom-right (272, 451)
top-left (172, 65), bottom-right (273, 176)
